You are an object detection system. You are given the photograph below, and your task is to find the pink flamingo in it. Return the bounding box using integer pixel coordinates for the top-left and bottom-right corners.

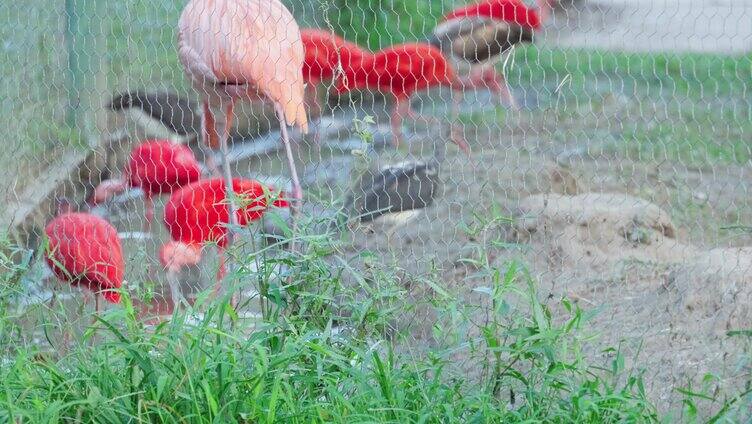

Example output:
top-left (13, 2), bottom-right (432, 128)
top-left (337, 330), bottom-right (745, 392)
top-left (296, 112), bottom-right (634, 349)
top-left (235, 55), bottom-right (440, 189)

top-left (177, 0), bottom-right (308, 250)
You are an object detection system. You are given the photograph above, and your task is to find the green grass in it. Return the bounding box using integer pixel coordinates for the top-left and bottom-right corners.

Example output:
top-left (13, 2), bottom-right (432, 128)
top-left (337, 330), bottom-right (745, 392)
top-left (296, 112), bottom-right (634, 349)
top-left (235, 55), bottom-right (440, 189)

top-left (458, 46), bottom-right (751, 166)
top-left (325, 0), bottom-right (448, 50)
top-left (0, 213), bottom-right (668, 422)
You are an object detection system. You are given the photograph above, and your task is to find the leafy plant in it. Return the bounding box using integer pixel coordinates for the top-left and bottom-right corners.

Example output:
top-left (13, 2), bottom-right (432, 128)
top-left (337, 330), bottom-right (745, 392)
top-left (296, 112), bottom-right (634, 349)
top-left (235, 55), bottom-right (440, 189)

top-left (0, 214), bottom-right (663, 422)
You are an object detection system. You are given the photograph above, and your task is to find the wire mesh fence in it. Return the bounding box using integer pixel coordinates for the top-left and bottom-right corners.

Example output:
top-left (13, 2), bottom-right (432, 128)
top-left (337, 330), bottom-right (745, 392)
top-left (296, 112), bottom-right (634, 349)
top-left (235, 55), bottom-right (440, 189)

top-left (1, 0), bottom-right (751, 419)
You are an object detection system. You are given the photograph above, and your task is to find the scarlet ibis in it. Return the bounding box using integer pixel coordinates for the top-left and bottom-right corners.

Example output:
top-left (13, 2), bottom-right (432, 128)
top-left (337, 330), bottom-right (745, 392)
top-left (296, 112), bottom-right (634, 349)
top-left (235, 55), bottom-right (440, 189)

top-left (177, 0), bottom-right (308, 252)
top-left (107, 91), bottom-right (221, 176)
top-left (429, 0), bottom-right (552, 108)
top-left (91, 140), bottom-right (201, 233)
top-left (334, 42), bottom-right (471, 152)
top-left (44, 209), bottom-right (125, 313)
top-left (301, 28), bottom-right (370, 138)
top-left (161, 177), bottom-right (288, 298)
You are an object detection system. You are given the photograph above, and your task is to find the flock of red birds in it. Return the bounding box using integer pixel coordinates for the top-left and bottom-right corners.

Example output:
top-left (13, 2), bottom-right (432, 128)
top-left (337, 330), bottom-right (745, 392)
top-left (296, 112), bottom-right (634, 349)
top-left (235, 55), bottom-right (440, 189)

top-left (44, 0), bottom-right (555, 314)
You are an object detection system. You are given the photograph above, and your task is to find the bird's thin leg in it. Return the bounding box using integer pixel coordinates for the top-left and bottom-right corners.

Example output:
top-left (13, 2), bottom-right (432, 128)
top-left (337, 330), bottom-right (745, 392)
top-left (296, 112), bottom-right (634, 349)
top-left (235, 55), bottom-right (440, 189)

top-left (48, 286), bottom-right (57, 309)
top-left (390, 98), bottom-right (410, 149)
top-left (167, 271), bottom-right (185, 312)
top-left (60, 326), bottom-right (71, 358)
top-left (201, 101), bottom-right (222, 177)
top-left (48, 287), bottom-right (70, 357)
top-left (484, 68), bottom-right (518, 110)
top-left (144, 195), bottom-right (159, 282)
top-left (202, 100), bottom-right (219, 149)
top-left (274, 103), bottom-right (301, 253)
top-left (143, 195), bottom-right (154, 234)
top-left (205, 152), bottom-right (222, 178)
top-left (450, 89), bottom-right (471, 155)
top-left (88, 294), bottom-right (99, 347)
top-left (219, 99), bottom-right (239, 247)
top-left (215, 247), bottom-right (226, 297)
top-left (200, 142), bottom-right (222, 178)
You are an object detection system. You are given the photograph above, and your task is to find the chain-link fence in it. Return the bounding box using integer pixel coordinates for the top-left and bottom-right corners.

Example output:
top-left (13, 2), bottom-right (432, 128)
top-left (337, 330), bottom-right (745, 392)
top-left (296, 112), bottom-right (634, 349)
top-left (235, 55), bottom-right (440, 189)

top-left (1, 0), bottom-right (751, 419)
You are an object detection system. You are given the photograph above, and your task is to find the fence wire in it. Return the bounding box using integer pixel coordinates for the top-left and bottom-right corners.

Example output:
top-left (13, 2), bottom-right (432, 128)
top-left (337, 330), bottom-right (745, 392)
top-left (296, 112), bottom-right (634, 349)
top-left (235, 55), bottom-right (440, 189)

top-left (1, 0), bottom-right (751, 418)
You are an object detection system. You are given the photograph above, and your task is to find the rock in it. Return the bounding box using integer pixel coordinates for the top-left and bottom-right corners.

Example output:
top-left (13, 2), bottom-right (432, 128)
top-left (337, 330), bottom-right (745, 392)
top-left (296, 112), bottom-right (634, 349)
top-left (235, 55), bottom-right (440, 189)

top-left (513, 193), bottom-right (693, 270)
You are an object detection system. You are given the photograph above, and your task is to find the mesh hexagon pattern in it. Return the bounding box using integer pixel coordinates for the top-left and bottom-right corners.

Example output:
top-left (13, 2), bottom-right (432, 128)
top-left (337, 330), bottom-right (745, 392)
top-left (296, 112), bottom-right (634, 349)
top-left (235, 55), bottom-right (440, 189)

top-left (1, 0), bottom-right (751, 417)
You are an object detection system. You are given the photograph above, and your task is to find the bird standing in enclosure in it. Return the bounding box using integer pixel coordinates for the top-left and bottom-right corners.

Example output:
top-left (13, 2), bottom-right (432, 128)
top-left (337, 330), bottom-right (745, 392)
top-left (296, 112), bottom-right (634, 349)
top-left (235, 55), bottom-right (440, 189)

top-left (177, 0), bottom-right (308, 251)
top-left (90, 140), bottom-right (201, 234)
top-left (430, 0), bottom-right (553, 108)
top-left (300, 28), bottom-right (371, 140)
top-left (347, 120), bottom-right (465, 240)
top-left (44, 202), bottom-right (125, 313)
top-left (334, 42), bottom-right (471, 152)
top-left (161, 177), bottom-right (288, 303)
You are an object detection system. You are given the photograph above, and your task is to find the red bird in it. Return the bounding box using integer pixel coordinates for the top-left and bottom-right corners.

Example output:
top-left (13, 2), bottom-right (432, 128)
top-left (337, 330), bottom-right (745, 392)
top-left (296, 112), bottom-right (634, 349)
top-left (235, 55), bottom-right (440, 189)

top-left (301, 29), bottom-right (370, 126)
top-left (45, 211), bottom-right (125, 310)
top-left (161, 177), bottom-right (288, 295)
top-left (91, 140), bottom-right (201, 232)
top-left (334, 42), bottom-right (471, 152)
top-left (430, 0), bottom-right (553, 108)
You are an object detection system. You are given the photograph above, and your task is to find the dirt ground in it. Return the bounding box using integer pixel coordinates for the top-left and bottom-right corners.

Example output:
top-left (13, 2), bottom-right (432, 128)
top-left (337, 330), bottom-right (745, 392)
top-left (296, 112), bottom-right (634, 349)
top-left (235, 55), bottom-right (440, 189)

top-left (325, 106), bottom-right (752, 416)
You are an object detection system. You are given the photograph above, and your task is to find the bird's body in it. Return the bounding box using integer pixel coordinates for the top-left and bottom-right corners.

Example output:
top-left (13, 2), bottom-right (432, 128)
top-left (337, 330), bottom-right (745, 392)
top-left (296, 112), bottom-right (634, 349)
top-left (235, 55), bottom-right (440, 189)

top-left (44, 213), bottom-right (124, 305)
top-left (91, 140), bottom-right (201, 232)
top-left (177, 0), bottom-right (308, 253)
top-left (337, 43), bottom-right (457, 101)
top-left (442, 0), bottom-right (542, 28)
top-left (432, 17), bottom-right (534, 65)
top-left (335, 43), bottom-right (469, 152)
top-left (301, 29), bottom-right (369, 86)
top-left (301, 29), bottom-right (370, 132)
top-left (108, 91), bottom-right (201, 143)
top-left (349, 160), bottom-right (439, 223)
top-left (124, 141), bottom-right (202, 199)
top-left (177, 0), bottom-right (308, 141)
top-left (430, 0), bottom-right (548, 108)
top-left (163, 177), bottom-right (287, 250)
top-left (160, 176), bottom-right (288, 306)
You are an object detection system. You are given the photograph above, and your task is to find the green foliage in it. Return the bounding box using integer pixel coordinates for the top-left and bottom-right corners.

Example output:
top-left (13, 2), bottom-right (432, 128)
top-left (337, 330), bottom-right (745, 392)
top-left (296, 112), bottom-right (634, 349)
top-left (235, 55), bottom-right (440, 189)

top-left (0, 216), bottom-right (664, 422)
top-left (674, 331), bottom-right (752, 423)
top-left (323, 0), bottom-right (447, 49)
top-left (458, 46), bottom-right (751, 166)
